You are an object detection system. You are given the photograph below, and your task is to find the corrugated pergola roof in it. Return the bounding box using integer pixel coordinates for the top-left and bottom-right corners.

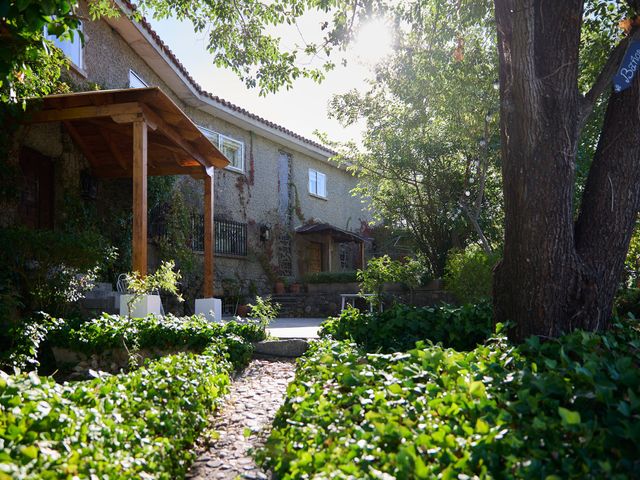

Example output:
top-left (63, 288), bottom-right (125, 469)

top-left (25, 87), bottom-right (229, 178)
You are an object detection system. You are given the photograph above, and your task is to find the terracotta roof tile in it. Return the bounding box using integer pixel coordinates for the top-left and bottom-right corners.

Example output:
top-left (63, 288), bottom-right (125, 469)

top-left (121, 0), bottom-right (335, 155)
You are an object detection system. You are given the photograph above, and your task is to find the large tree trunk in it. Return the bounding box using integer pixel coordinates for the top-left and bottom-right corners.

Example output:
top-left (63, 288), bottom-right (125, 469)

top-left (493, 0), bottom-right (640, 341)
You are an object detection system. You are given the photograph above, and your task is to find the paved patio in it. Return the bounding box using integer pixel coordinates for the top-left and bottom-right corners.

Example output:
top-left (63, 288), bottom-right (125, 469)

top-left (266, 318), bottom-right (324, 339)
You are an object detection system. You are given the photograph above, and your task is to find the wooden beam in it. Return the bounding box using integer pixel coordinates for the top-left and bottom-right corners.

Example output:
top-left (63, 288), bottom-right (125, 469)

top-left (140, 104), bottom-right (212, 169)
top-left (63, 121), bottom-right (103, 168)
top-left (27, 102), bottom-right (142, 123)
top-left (101, 130), bottom-right (131, 174)
top-left (203, 172), bottom-right (215, 297)
top-left (132, 120), bottom-right (148, 276)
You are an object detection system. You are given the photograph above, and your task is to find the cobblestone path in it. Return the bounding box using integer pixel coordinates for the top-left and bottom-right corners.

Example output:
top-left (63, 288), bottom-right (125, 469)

top-left (187, 358), bottom-right (296, 480)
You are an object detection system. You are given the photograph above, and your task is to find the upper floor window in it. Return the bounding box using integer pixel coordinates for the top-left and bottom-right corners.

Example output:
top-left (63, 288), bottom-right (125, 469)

top-left (129, 70), bottom-right (147, 88)
top-left (198, 126), bottom-right (245, 173)
top-left (309, 169), bottom-right (327, 198)
top-left (45, 22), bottom-right (84, 70)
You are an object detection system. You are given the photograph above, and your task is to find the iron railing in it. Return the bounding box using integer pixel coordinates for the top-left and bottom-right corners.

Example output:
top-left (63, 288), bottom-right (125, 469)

top-left (190, 214), bottom-right (248, 256)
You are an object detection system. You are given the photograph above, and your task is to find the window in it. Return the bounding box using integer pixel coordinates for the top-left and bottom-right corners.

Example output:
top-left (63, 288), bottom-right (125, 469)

top-left (129, 70), bottom-right (147, 88)
top-left (45, 22), bottom-right (84, 69)
top-left (198, 126), bottom-right (245, 172)
top-left (220, 135), bottom-right (244, 172)
top-left (309, 169), bottom-right (327, 198)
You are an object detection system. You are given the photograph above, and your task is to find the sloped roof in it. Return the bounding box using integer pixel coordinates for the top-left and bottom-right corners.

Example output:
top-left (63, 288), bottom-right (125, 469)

top-left (26, 87), bottom-right (229, 178)
top-left (118, 0), bottom-right (336, 156)
top-left (296, 223), bottom-right (364, 243)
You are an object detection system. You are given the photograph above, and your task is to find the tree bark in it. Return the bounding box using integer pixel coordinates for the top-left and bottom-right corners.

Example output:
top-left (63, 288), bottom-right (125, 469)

top-left (493, 0), bottom-right (640, 341)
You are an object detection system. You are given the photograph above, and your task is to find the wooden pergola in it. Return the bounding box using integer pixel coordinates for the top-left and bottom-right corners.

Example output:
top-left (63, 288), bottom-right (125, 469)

top-left (26, 87), bottom-right (229, 298)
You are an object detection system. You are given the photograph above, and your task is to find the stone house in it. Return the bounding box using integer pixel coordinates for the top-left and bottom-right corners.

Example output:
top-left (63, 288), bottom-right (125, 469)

top-left (11, 0), bottom-right (371, 311)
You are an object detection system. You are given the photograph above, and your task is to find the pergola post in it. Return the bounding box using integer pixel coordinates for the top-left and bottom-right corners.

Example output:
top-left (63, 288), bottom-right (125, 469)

top-left (359, 241), bottom-right (365, 269)
top-left (203, 172), bottom-right (215, 297)
top-left (132, 119), bottom-right (148, 276)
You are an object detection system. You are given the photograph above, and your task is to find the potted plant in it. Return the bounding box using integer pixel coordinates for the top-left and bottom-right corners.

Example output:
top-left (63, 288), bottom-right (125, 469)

top-left (119, 260), bottom-right (183, 317)
top-left (290, 281), bottom-right (302, 294)
top-left (236, 303), bottom-right (249, 317)
top-left (274, 278), bottom-right (286, 295)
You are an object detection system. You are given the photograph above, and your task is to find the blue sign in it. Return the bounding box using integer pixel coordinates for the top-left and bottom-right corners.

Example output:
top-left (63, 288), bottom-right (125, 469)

top-left (614, 40), bottom-right (640, 93)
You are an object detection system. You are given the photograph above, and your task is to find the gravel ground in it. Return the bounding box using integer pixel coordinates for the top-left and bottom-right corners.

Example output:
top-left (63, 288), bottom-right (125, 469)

top-left (186, 357), bottom-right (296, 480)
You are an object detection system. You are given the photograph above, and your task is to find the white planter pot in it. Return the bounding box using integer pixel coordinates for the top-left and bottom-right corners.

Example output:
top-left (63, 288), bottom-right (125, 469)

top-left (195, 298), bottom-right (222, 323)
top-left (119, 294), bottom-right (163, 317)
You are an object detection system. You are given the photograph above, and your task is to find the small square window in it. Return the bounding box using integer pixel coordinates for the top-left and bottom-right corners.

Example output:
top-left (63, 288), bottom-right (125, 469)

top-left (220, 135), bottom-right (244, 172)
top-left (309, 169), bottom-right (327, 198)
top-left (197, 127), bottom-right (244, 173)
top-left (45, 22), bottom-right (84, 70)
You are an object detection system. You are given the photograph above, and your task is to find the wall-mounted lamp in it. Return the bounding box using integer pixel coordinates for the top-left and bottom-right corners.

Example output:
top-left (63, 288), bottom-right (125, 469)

top-left (260, 225), bottom-right (271, 242)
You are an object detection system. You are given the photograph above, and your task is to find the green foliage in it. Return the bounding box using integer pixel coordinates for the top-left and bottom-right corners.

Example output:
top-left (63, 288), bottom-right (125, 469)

top-left (302, 271), bottom-right (358, 284)
top-left (153, 183), bottom-right (198, 278)
top-left (320, 301), bottom-right (493, 352)
top-left (444, 244), bottom-right (500, 304)
top-left (614, 287), bottom-right (640, 320)
top-left (357, 255), bottom-right (427, 306)
top-left (48, 313), bottom-right (266, 366)
top-left (0, 315), bottom-right (60, 372)
top-left (247, 295), bottom-right (280, 326)
top-left (124, 260), bottom-right (183, 315)
top-left (259, 320), bottom-right (640, 478)
top-left (0, 227), bottom-right (115, 318)
top-left (0, 341), bottom-right (232, 479)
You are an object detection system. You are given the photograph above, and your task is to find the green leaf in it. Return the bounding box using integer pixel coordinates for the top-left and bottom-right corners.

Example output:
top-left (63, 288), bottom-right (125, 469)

top-left (558, 407), bottom-right (581, 425)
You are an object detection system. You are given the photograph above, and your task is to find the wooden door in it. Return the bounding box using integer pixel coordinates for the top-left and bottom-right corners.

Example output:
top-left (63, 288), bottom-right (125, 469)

top-left (18, 148), bottom-right (55, 229)
top-left (307, 242), bottom-right (323, 273)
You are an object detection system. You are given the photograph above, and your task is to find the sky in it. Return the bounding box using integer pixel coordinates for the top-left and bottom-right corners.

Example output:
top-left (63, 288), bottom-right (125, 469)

top-left (148, 14), bottom-right (393, 146)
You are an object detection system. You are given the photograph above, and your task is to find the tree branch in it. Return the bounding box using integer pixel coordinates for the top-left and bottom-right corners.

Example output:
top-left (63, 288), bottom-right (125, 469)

top-left (578, 30), bottom-right (640, 128)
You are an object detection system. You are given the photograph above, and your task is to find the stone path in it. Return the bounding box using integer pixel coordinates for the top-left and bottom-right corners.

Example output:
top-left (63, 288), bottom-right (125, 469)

top-left (187, 358), bottom-right (296, 480)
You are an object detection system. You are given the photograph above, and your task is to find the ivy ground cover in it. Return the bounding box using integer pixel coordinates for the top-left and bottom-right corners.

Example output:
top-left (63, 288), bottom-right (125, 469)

top-left (258, 321), bottom-right (640, 479)
top-left (0, 340), bottom-right (235, 479)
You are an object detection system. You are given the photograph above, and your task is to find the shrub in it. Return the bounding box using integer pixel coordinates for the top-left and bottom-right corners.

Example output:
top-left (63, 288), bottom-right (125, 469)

top-left (0, 341), bottom-right (232, 479)
top-left (319, 301), bottom-right (493, 352)
top-left (258, 320), bottom-right (640, 479)
top-left (358, 255), bottom-right (427, 306)
top-left (0, 315), bottom-right (57, 372)
top-left (0, 227), bottom-right (115, 318)
top-left (302, 271), bottom-right (358, 284)
top-left (444, 244), bottom-right (500, 303)
top-left (615, 287), bottom-right (640, 319)
top-left (48, 314), bottom-right (266, 370)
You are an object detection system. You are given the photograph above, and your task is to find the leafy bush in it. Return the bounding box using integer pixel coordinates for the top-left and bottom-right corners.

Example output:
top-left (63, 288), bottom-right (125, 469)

top-left (124, 260), bottom-right (183, 316)
top-left (615, 287), bottom-right (640, 319)
top-left (444, 244), bottom-right (500, 303)
top-left (0, 341), bottom-right (232, 479)
top-left (319, 301), bottom-right (493, 352)
top-left (358, 255), bottom-right (427, 305)
top-left (48, 314), bottom-right (266, 366)
top-left (247, 295), bottom-right (281, 326)
top-left (259, 320), bottom-right (640, 478)
top-left (0, 316), bottom-right (57, 372)
top-left (302, 271), bottom-right (358, 284)
top-left (0, 227), bottom-right (115, 318)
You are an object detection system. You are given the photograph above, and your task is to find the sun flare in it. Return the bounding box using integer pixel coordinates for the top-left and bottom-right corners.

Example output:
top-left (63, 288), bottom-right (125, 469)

top-left (352, 18), bottom-right (394, 65)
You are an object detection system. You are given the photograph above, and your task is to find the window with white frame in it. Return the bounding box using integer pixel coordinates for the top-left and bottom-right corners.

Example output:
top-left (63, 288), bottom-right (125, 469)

top-left (45, 22), bottom-right (84, 70)
top-left (128, 70), bottom-right (147, 88)
top-left (198, 126), bottom-right (245, 172)
top-left (308, 169), bottom-right (327, 198)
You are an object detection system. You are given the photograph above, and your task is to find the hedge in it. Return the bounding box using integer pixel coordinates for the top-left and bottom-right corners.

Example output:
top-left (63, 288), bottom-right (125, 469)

top-left (319, 301), bottom-right (493, 352)
top-left (258, 320), bottom-right (640, 479)
top-left (48, 313), bottom-right (265, 365)
top-left (0, 340), bottom-right (234, 480)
